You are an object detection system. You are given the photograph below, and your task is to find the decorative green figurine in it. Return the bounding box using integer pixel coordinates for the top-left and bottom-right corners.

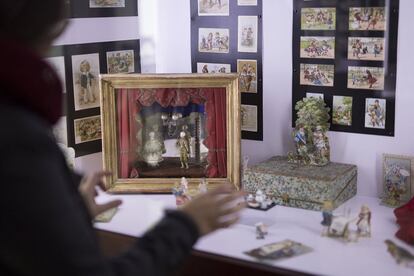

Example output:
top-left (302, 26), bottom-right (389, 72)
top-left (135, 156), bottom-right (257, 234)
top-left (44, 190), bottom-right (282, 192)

top-left (288, 97), bottom-right (331, 166)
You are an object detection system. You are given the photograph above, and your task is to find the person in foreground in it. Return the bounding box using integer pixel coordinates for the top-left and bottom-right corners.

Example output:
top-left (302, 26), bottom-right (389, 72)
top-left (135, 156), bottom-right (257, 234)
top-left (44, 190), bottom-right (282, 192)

top-left (0, 1), bottom-right (245, 275)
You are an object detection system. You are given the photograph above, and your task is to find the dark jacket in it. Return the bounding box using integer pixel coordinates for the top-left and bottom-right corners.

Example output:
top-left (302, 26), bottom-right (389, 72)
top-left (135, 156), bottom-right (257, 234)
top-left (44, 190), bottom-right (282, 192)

top-left (0, 39), bottom-right (199, 276)
top-left (0, 102), bottom-right (199, 276)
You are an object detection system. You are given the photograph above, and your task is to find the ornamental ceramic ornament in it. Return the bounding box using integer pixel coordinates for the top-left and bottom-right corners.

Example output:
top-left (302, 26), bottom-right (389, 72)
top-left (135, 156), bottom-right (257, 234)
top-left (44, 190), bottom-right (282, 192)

top-left (356, 205), bottom-right (372, 237)
top-left (142, 131), bottom-right (164, 167)
top-left (288, 97), bottom-right (330, 166)
top-left (172, 177), bottom-right (191, 206)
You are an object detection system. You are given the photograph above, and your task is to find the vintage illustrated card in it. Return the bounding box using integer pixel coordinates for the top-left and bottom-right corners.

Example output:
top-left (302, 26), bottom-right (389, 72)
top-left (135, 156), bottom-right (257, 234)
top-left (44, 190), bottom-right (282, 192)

top-left (74, 115), bottom-right (102, 144)
top-left (349, 7), bottom-right (387, 31)
top-left (237, 59), bottom-right (257, 93)
top-left (106, 50), bottom-right (135, 74)
top-left (365, 98), bottom-right (386, 129)
top-left (199, 28), bottom-right (230, 54)
top-left (332, 96), bottom-right (353, 126)
top-left (245, 239), bottom-right (313, 260)
top-left (198, 0), bottom-right (229, 16)
top-left (306, 92), bottom-right (324, 100)
top-left (90, 0), bottom-right (125, 8)
top-left (301, 8), bottom-right (336, 30)
top-left (348, 37), bottom-right (385, 61)
top-left (300, 64), bottom-right (334, 87)
top-left (348, 66), bottom-right (384, 90)
top-left (238, 16), bottom-right (258, 53)
top-left (300, 36), bottom-right (335, 59)
top-left (383, 154), bottom-right (414, 204)
top-left (46, 56), bottom-right (67, 93)
top-left (241, 104), bottom-right (258, 132)
top-left (71, 53), bottom-right (101, 110)
top-left (238, 0), bottom-right (257, 6)
top-left (197, 62), bottom-right (231, 73)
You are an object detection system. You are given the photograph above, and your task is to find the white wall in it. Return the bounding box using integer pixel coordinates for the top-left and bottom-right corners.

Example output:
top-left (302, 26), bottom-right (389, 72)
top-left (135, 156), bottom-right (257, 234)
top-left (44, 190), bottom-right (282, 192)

top-left (154, 0), bottom-right (414, 197)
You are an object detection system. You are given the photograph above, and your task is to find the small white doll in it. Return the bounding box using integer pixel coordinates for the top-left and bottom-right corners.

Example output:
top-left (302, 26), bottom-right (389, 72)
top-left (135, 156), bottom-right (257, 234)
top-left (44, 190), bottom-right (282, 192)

top-left (356, 205), bottom-right (371, 237)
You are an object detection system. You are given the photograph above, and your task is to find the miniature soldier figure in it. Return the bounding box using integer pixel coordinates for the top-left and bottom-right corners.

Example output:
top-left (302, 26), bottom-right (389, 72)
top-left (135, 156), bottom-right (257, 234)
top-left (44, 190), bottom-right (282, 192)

top-left (176, 131), bottom-right (190, 169)
top-left (321, 201), bottom-right (334, 236)
top-left (356, 205), bottom-right (372, 237)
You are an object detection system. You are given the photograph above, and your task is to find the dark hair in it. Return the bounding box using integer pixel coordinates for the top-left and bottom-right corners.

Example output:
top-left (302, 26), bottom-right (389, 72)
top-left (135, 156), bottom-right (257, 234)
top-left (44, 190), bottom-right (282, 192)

top-left (0, 0), bottom-right (68, 45)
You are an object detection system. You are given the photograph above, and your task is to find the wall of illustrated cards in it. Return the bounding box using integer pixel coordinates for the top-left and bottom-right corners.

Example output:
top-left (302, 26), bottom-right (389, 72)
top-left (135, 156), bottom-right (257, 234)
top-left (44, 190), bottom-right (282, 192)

top-left (190, 0), bottom-right (263, 141)
top-left (46, 40), bottom-right (141, 157)
top-left (292, 0), bottom-right (399, 136)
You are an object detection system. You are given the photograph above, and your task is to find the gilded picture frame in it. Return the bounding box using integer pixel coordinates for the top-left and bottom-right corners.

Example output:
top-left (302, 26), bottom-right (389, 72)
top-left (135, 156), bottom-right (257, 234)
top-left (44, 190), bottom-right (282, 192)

top-left (100, 74), bottom-right (241, 193)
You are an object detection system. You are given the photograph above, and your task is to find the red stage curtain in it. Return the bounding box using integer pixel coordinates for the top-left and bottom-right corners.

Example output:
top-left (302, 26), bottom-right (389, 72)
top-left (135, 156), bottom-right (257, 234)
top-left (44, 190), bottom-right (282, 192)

top-left (117, 88), bottom-right (227, 178)
top-left (117, 89), bottom-right (141, 178)
top-left (202, 88), bottom-right (227, 178)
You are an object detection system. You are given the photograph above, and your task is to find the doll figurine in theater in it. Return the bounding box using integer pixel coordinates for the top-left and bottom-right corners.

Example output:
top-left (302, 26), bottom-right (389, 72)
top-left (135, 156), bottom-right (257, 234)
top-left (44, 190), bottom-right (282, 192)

top-left (176, 131), bottom-right (190, 169)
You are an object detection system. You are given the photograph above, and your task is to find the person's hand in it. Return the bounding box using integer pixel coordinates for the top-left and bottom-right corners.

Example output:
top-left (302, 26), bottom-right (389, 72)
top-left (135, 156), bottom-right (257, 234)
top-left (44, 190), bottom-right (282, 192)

top-left (181, 185), bottom-right (246, 237)
top-left (78, 171), bottom-right (122, 218)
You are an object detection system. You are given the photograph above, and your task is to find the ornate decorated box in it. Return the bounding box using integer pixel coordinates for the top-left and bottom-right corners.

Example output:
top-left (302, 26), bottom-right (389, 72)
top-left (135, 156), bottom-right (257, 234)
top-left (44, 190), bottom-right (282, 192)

top-left (243, 156), bottom-right (357, 211)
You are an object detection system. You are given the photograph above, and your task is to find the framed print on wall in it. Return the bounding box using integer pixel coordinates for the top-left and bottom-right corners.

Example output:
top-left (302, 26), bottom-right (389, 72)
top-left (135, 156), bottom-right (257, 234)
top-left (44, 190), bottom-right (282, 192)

top-left (100, 74), bottom-right (241, 193)
top-left (70, 0), bottom-right (138, 18)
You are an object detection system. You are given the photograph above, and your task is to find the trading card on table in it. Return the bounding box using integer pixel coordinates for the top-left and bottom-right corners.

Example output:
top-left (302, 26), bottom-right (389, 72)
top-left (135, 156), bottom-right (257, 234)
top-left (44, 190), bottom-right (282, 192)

top-left (94, 207), bottom-right (119, 223)
top-left (245, 239), bottom-right (313, 260)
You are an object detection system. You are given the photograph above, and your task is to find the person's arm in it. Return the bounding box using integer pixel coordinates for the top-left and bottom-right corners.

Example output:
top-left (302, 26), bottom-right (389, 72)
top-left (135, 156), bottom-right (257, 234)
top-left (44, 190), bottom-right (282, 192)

top-left (0, 116), bottom-right (244, 276)
top-left (0, 125), bottom-right (197, 276)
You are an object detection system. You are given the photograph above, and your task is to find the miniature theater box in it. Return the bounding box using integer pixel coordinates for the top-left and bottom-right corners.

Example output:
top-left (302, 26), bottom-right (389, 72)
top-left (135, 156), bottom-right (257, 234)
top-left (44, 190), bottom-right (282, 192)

top-left (243, 156), bottom-right (357, 211)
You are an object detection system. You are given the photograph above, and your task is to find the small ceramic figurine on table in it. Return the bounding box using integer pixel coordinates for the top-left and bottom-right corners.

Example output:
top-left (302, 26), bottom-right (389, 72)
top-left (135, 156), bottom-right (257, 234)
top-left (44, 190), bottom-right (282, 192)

top-left (385, 240), bottom-right (414, 267)
top-left (198, 178), bottom-right (208, 194)
top-left (356, 205), bottom-right (371, 237)
top-left (172, 177), bottom-right (191, 206)
top-left (321, 201), bottom-right (334, 236)
top-left (176, 131), bottom-right (190, 169)
top-left (255, 222), bottom-right (268, 239)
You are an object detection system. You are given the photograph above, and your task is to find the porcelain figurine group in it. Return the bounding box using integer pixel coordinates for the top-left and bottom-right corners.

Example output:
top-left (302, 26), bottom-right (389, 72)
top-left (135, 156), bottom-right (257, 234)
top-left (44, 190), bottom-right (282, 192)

top-left (172, 177), bottom-right (208, 206)
top-left (288, 97), bottom-right (331, 166)
top-left (142, 124), bottom-right (191, 169)
top-left (321, 201), bottom-right (372, 242)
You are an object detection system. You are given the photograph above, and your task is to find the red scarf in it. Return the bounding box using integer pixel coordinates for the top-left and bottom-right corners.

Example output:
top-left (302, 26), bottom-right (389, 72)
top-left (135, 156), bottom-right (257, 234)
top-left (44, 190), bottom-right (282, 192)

top-left (0, 38), bottom-right (63, 126)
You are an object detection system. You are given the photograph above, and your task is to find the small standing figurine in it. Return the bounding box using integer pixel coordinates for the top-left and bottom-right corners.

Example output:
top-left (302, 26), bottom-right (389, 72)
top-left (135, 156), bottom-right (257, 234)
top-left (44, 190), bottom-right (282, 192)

top-left (255, 222), bottom-right (268, 239)
top-left (176, 131), bottom-right (190, 169)
top-left (198, 178), bottom-right (208, 194)
top-left (356, 205), bottom-right (371, 237)
top-left (321, 201), bottom-right (334, 236)
top-left (172, 177), bottom-right (191, 206)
